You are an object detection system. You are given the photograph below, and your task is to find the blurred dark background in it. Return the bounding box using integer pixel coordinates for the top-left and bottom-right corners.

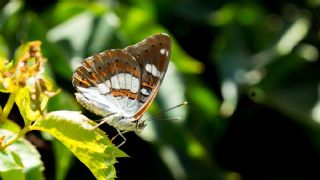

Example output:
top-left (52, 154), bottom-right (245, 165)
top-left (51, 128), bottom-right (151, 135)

top-left (2, 0), bottom-right (320, 179)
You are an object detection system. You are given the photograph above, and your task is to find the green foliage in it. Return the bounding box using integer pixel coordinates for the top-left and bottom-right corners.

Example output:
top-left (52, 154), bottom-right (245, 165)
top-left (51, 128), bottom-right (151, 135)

top-left (31, 111), bottom-right (127, 179)
top-left (0, 129), bottom-right (43, 180)
top-left (0, 41), bottom-right (126, 179)
top-left (1, 0), bottom-right (320, 179)
top-left (15, 87), bottom-right (41, 123)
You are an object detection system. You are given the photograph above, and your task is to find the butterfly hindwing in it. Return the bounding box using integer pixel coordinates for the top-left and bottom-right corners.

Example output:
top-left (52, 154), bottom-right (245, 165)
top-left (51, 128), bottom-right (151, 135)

top-left (73, 49), bottom-right (144, 117)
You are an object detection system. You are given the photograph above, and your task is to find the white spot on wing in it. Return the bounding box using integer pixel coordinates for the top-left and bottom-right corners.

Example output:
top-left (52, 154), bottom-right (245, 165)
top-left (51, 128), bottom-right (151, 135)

top-left (145, 63), bottom-right (161, 77)
top-left (109, 73), bottom-right (139, 93)
top-left (141, 88), bottom-right (150, 96)
top-left (97, 83), bottom-right (110, 94)
top-left (111, 76), bottom-right (120, 89)
top-left (118, 73), bottom-right (126, 89)
top-left (131, 76), bottom-right (139, 93)
top-left (152, 65), bottom-right (161, 77)
top-left (125, 73), bottom-right (132, 90)
top-left (106, 80), bottom-right (111, 88)
top-left (160, 48), bottom-right (166, 55)
top-left (145, 64), bottom-right (152, 73)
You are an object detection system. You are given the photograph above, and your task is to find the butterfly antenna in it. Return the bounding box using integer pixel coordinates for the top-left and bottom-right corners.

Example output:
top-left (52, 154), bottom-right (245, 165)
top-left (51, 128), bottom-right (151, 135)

top-left (144, 101), bottom-right (188, 122)
top-left (146, 116), bottom-right (182, 122)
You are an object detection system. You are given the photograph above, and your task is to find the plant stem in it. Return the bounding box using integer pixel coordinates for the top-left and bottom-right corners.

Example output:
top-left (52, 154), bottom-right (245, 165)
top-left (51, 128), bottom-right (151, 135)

top-left (0, 92), bottom-right (17, 123)
top-left (1, 125), bottom-right (30, 149)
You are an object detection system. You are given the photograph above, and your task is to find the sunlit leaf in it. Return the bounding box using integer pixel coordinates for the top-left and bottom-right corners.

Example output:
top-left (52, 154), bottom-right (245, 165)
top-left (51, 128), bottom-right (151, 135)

top-left (31, 111), bottom-right (127, 180)
top-left (0, 129), bottom-right (44, 180)
top-left (15, 87), bottom-right (41, 123)
top-left (0, 119), bottom-right (20, 133)
top-left (0, 150), bottom-right (23, 176)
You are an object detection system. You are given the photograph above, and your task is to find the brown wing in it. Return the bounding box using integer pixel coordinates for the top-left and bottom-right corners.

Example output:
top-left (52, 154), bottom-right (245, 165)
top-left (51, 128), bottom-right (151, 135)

top-left (124, 33), bottom-right (171, 120)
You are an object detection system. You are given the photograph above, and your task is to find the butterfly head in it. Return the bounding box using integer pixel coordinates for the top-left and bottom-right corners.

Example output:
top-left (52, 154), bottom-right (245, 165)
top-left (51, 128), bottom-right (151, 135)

top-left (135, 118), bottom-right (147, 132)
top-left (106, 114), bottom-right (147, 133)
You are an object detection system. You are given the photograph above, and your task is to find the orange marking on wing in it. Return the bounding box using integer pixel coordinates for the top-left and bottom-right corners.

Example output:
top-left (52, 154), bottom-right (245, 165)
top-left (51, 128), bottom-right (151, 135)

top-left (112, 89), bottom-right (138, 99)
top-left (141, 81), bottom-right (155, 89)
top-left (74, 76), bottom-right (91, 88)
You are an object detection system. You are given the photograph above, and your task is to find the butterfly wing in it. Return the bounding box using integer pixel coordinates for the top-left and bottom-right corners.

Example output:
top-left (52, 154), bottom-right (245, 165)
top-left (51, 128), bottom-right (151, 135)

top-left (72, 49), bottom-right (144, 117)
top-left (124, 33), bottom-right (171, 120)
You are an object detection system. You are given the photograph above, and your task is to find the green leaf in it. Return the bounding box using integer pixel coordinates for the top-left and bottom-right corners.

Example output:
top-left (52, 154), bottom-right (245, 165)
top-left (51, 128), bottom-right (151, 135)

top-left (50, 1), bottom-right (109, 26)
top-left (0, 129), bottom-right (44, 180)
top-left (188, 81), bottom-right (220, 118)
top-left (15, 87), bottom-right (41, 123)
top-left (1, 169), bottom-right (25, 180)
top-left (0, 119), bottom-right (21, 133)
top-left (171, 41), bottom-right (204, 74)
top-left (0, 34), bottom-right (9, 58)
top-left (52, 139), bottom-right (74, 180)
top-left (0, 150), bottom-right (23, 173)
top-left (47, 12), bottom-right (94, 79)
top-left (31, 111), bottom-right (128, 180)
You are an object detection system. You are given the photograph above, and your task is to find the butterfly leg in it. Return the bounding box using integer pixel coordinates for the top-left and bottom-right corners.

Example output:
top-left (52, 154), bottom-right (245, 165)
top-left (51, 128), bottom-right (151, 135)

top-left (92, 113), bottom-right (116, 130)
top-left (112, 130), bottom-right (128, 147)
top-left (111, 130), bottom-right (129, 142)
top-left (111, 133), bottom-right (120, 142)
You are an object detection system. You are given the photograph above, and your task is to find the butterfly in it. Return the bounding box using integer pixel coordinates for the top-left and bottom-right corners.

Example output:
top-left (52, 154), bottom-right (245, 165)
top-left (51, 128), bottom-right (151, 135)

top-left (72, 33), bottom-right (171, 142)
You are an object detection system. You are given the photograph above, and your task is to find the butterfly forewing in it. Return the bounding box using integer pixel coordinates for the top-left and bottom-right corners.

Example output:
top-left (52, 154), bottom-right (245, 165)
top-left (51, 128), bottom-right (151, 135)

top-left (73, 49), bottom-right (143, 117)
top-left (125, 33), bottom-right (171, 120)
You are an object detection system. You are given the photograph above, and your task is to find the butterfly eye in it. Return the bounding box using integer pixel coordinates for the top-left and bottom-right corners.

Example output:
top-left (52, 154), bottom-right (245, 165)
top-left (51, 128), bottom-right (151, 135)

top-left (135, 121), bottom-right (139, 127)
top-left (136, 120), bottom-right (146, 130)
